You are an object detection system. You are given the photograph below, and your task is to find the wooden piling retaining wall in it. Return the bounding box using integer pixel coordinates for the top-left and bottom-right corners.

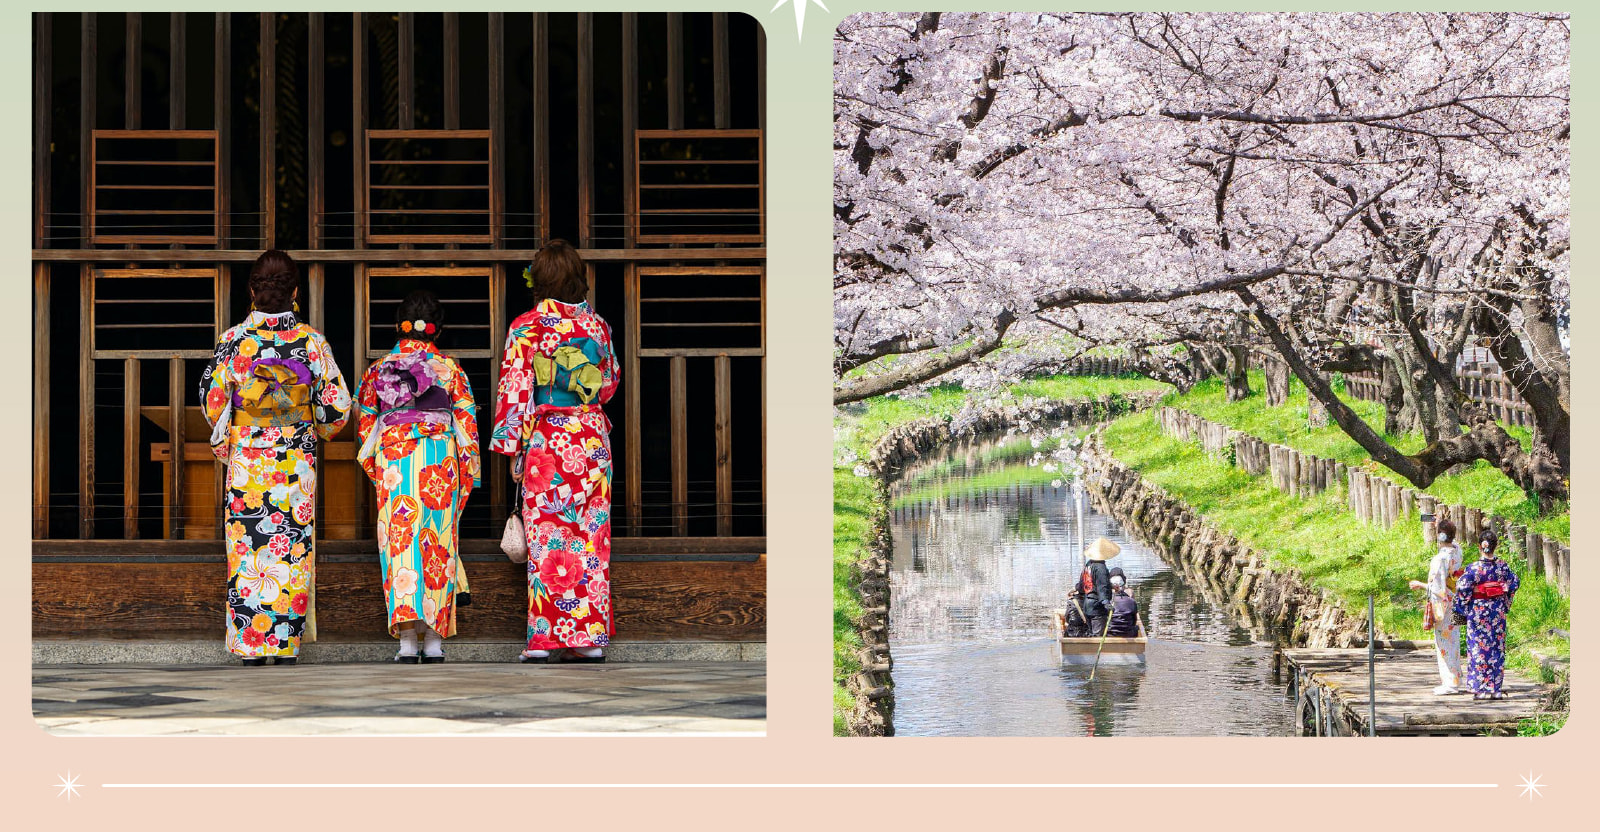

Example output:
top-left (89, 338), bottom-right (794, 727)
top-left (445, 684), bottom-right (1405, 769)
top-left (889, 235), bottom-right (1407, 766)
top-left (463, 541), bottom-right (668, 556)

top-left (1153, 407), bottom-right (1569, 596)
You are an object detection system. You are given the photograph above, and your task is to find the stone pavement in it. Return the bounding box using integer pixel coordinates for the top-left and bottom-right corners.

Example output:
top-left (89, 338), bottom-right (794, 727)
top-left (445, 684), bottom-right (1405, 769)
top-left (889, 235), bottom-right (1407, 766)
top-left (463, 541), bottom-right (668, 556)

top-left (34, 661), bottom-right (765, 735)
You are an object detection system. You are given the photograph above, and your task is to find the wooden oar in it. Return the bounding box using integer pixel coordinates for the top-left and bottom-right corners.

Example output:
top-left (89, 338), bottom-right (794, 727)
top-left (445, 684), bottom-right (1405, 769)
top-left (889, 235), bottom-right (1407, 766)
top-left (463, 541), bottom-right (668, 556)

top-left (1089, 606), bottom-right (1114, 680)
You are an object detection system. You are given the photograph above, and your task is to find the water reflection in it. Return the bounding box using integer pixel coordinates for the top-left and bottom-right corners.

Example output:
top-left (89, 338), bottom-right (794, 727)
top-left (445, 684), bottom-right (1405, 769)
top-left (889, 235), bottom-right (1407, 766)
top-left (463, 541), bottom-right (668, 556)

top-left (886, 441), bottom-right (1294, 737)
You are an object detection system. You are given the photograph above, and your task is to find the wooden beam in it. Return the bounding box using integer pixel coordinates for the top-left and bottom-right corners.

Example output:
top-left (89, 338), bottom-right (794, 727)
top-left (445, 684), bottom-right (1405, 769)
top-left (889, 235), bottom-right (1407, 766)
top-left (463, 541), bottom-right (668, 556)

top-left (79, 265), bottom-right (95, 538)
top-left (713, 12), bottom-right (730, 129)
top-left (715, 354), bottom-right (732, 536)
top-left (34, 247), bottom-right (767, 264)
top-left (352, 12), bottom-right (366, 247)
top-left (621, 13), bottom-right (637, 248)
top-left (167, 357), bottom-right (185, 539)
top-left (33, 13), bottom-right (51, 249)
top-left (667, 13), bottom-right (683, 130)
top-left (33, 263), bottom-right (51, 539)
top-left (532, 13), bottom-right (549, 243)
top-left (36, 536), bottom-right (768, 559)
top-left (213, 13), bottom-right (230, 247)
top-left (671, 355), bottom-right (687, 536)
top-left (443, 13), bottom-right (460, 130)
top-left (123, 357), bottom-right (140, 539)
top-left (125, 13), bottom-right (141, 129)
top-left (576, 13), bottom-right (593, 248)
top-left (308, 12), bottom-right (324, 247)
top-left (169, 13), bottom-right (185, 129)
top-left (80, 13), bottom-right (97, 249)
top-left (397, 12), bottom-right (414, 130)
top-left (259, 12), bottom-right (276, 249)
top-left (488, 12), bottom-right (504, 247)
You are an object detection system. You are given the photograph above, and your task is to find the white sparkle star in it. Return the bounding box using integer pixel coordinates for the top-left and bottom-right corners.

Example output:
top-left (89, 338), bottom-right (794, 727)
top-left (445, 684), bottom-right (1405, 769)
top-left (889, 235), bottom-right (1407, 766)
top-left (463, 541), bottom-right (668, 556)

top-left (770, 0), bottom-right (830, 43)
top-left (55, 771), bottom-right (82, 801)
top-left (1519, 770), bottom-right (1546, 800)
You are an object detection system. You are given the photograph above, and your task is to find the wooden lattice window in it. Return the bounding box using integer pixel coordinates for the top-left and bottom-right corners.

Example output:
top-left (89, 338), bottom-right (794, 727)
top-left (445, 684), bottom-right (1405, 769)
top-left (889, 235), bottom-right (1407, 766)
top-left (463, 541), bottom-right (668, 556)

top-left (624, 265), bottom-right (764, 538)
top-left (365, 130), bottom-right (495, 245)
top-left (634, 129), bottom-right (763, 245)
top-left (89, 130), bottom-right (220, 246)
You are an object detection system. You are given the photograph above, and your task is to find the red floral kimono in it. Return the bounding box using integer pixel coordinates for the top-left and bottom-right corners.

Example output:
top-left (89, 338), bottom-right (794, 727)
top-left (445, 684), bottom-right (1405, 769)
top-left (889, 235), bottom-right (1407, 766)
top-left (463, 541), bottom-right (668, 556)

top-left (491, 299), bottom-right (619, 651)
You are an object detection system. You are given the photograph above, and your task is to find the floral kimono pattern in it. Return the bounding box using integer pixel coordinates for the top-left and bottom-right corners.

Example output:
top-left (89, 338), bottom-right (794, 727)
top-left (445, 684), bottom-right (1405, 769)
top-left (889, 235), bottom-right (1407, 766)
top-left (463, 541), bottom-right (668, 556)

top-left (201, 311), bottom-right (351, 658)
top-left (357, 340), bottom-right (481, 638)
top-left (1423, 543), bottom-right (1465, 689)
top-left (1453, 556), bottom-right (1521, 695)
top-left (491, 299), bottom-right (619, 651)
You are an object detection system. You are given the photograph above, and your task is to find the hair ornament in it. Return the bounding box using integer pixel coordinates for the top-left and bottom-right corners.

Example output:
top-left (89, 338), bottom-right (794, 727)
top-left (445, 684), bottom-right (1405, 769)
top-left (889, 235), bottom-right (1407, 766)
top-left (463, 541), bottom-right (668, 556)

top-left (400, 320), bottom-right (413, 333)
top-left (424, 322), bottom-right (436, 335)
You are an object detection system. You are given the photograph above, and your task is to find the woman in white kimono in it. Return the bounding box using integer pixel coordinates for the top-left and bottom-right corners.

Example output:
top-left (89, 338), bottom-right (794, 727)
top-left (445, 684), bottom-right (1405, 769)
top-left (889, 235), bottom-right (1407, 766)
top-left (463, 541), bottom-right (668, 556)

top-left (1409, 517), bottom-right (1464, 695)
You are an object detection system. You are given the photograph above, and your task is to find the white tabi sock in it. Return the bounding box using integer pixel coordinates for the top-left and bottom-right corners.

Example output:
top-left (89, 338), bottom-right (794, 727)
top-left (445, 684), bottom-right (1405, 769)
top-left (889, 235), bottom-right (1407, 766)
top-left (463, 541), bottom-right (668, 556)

top-left (522, 649), bottom-right (550, 658)
top-left (573, 646), bottom-right (604, 658)
top-left (397, 625), bottom-right (418, 657)
top-left (422, 626), bottom-right (444, 658)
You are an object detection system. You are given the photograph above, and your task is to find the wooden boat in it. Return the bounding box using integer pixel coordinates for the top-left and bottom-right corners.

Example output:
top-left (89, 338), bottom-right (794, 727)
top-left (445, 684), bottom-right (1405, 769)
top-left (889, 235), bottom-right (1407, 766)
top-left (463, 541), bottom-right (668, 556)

top-left (1051, 609), bottom-right (1147, 665)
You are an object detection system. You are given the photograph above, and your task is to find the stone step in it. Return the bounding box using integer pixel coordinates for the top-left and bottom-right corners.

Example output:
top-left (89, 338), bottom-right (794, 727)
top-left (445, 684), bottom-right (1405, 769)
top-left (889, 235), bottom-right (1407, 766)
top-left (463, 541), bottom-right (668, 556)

top-left (33, 639), bottom-right (765, 665)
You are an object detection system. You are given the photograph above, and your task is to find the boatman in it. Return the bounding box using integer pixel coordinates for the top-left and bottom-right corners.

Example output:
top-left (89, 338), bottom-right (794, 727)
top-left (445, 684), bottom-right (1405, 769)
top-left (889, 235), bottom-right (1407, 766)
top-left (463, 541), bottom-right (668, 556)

top-left (1107, 571), bottom-right (1140, 637)
top-left (1077, 537), bottom-right (1120, 636)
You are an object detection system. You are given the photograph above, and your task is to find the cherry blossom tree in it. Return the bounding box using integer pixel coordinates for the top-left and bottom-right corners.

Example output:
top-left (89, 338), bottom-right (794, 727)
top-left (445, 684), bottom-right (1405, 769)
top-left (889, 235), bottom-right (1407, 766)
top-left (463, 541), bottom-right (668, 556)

top-left (834, 11), bottom-right (1568, 502)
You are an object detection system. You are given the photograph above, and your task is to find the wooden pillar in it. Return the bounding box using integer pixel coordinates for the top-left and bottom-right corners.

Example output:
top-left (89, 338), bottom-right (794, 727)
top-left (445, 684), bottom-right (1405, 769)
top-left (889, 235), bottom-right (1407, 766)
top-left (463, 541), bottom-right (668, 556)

top-left (666, 12), bottom-right (683, 130)
top-left (532, 13), bottom-right (549, 243)
top-left (488, 12), bottom-right (505, 247)
top-left (670, 355), bottom-right (687, 536)
top-left (307, 13), bottom-right (325, 252)
top-left (122, 357), bottom-right (141, 539)
top-left (487, 263), bottom-right (507, 529)
top-left (443, 13), bottom-right (460, 129)
top-left (260, 12), bottom-right (276, 249)
top-left (169, 13), bottom-right (186, 128)
top-left (712, 12), bottom-right (730, 128)
top-left (80, 13), bottom-right (97, 248)
top-left (624, 264), bottom-right (642, 534)
top-left (167, 357), bottom-right (186, 539)
top-left (621, 13), bottom-right (637, 247)
top-left (78, 265), bottom-right (95, 538)
top-left (32, 263), bottom-right (50, 538)
top-left (125, 13), bottom-right (142, 129)
top-left (576, 13), bottom-right (593, 247)
top-left (1541, 537), bottom-right (1559, 590)
top-left (33, 14), bottom-right (50, 248)
top-left (715, 354), bottom-right (733, 536)
top-left (214, 13), bottom-right (230, 247)
top-left (397, 12), bottom-right (414, 130)
top-left (351, 12), bottom-right (366, 246)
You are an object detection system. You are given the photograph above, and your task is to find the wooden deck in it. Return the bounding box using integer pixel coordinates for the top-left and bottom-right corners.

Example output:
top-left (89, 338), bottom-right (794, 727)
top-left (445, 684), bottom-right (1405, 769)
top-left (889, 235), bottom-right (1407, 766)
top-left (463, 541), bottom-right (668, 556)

top-left (1283, 647), bottom-right (1553, 736)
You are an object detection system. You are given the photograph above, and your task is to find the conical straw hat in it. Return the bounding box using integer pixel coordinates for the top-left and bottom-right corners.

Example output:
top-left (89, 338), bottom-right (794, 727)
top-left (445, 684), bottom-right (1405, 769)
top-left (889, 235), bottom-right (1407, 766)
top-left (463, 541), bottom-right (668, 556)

top-left (1084, 537), bottom-right (1121, 561)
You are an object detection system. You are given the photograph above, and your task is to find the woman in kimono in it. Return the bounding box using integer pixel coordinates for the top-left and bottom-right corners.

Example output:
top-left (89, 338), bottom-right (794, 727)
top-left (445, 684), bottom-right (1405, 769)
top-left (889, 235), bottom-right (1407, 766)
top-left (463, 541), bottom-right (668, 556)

top-left (491, 240), bottom-right (619, 663)
top-left (1409, 517), bottom-right (1464, 695)
top-left (356, 291), bottom-right (481, 663)
top-left (201, 250), bottom-right (352, 666)
top-left (1454, 529), bottom-right (1521, 700)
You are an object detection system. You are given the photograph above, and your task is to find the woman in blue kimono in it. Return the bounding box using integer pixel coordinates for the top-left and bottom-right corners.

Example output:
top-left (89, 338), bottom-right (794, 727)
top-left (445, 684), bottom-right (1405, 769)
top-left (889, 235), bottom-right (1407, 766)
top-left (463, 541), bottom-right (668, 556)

top-left (1453, 529), bottom-right (1520, 700)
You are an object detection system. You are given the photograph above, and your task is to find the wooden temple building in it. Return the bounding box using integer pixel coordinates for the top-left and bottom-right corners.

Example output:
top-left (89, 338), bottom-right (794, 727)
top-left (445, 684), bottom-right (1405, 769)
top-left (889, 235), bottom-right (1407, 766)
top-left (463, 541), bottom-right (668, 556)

top-left (31, 12), bottom-right (766, 658)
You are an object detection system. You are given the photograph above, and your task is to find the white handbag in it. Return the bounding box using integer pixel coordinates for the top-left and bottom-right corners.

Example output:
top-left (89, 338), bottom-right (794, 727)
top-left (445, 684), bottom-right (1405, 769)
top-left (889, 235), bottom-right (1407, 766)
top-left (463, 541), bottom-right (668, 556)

top-left (501, 501), bottom-right (528, 563)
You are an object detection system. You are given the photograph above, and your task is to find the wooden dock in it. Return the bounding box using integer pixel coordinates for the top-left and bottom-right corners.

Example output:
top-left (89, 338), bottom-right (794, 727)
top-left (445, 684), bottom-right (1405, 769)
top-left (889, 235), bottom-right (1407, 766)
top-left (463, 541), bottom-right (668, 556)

top-left (1283, 647), bottom-right (1553, 736)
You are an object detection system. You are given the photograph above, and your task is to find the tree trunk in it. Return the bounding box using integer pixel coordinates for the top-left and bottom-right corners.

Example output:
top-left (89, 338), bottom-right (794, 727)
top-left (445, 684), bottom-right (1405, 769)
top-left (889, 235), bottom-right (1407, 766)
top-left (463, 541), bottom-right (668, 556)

top-left (1380, 356), bottom-right (1418, 435)
top-left (1307, 389), bottom-right (1329, 428)
top-left (1223, 344), bottom-right (1251, 402)
top-left (1263, 356), bottom-right (1291, 406)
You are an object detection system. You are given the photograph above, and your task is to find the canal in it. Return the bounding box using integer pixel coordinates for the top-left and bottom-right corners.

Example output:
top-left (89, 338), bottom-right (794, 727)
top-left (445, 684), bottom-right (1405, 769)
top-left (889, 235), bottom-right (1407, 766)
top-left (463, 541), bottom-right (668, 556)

top-left (886, 436), bottom-right (1296, 736)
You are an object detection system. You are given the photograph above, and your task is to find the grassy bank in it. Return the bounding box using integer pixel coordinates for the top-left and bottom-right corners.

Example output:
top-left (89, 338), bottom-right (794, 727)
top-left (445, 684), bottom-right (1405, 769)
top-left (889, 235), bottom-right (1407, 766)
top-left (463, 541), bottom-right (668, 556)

top-left (1173, 374), bottom-right (1567, 542)
top-left (1100, 407), bottom-right (1570, 674)
top-left (832, 375), bottom-right (1169, 735)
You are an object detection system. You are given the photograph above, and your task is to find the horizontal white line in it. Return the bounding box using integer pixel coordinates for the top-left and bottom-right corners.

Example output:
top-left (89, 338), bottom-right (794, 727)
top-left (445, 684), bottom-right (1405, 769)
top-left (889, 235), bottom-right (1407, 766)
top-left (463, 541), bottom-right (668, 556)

top-left (103, 783), bottom-right (1501, 789)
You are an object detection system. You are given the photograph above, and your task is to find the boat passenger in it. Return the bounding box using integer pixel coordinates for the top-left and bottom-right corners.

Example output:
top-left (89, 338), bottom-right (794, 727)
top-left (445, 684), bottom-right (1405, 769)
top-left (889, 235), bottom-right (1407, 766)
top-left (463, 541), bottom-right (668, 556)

top-left (1107, 575), bottom-right (1140, 638)
top-left (1062, 588), bottom-right (1092, 638)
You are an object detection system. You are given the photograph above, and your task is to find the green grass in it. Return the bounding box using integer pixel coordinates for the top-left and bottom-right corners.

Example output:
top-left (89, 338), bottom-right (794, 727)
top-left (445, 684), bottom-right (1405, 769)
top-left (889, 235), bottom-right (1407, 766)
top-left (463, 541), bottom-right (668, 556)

top-left (1101, 408), bottom-right (1569, 674)
top-left (1171, 374), bottom-right (1568, 543)
top-left (831, 374), bottom-right (1168, 735)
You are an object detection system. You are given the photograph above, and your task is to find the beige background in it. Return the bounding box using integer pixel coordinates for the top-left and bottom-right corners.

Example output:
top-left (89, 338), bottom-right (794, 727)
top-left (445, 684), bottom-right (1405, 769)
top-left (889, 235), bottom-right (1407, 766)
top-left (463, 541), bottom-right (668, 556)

top-left (4, 2), bottom-right (1592, 828)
